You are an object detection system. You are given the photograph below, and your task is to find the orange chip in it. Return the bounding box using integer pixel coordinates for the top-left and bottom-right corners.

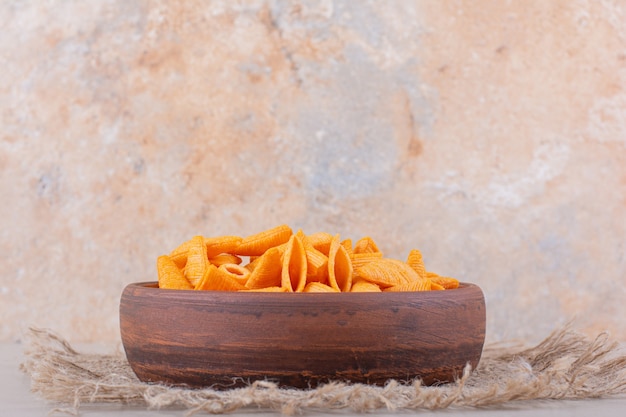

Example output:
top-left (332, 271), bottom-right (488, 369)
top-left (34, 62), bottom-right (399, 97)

top-left (350, 279), bottom-right (382, 292)
top-left (297, 230), bottom-right (329, 283)
top-left (327, 235), bottom-right (353, 292)
top-left (353, 236), bottom-right (380, 254)
top-left (210, 253), bottom-right (242, 267)
top-left (406, 249), bottom-right (427, 280)
top-left (205, 235), bottom-right (243, 258)
top-left (429, 280), bottom-right (446, 290)
top-left (195, 264), bottom-right (247, 291)
top-left (426, 272), bottom-right (460, 289)
top-left (233, 224), bottom-right (293, 256)
top-left (183, 236), bottom-right (209, 287)
top-left (341, 239), bottom-right (354, 257)
top-left (245, 247), bottom-right (283, 289)
top-left (305, 248), bottom-right (329, 283)
top-left (239, 286), bottom-right (288, 292)
top-left (246, 242), bottom-right (288, 273)
top-left (354, 258), bottom-right (417, 289)
top-left (218, 263), bottom-right (250, 285)
top-left (169, 238), bottom-right (193, 269)
top-left (170, 235), bottom-right (243, 269)
top-left (157, 255), bottom-right (194, 290)
top-left (383, 279), bottom-right (431, 292)
top-left (281, 234), bottom-right (307, 292)
top-left (303, 282), bottom-right (339, 293)
top-left (304, 232), bottom-right (334, 255)
top-left (160, 226), bottom-right (459, 293)
top-left (351, 251), bottom-right (383, 270)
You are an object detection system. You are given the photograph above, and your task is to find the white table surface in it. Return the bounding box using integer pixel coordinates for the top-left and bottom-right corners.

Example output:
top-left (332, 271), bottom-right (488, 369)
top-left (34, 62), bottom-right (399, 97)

top-left (2, 342), bottom-right (625, 417)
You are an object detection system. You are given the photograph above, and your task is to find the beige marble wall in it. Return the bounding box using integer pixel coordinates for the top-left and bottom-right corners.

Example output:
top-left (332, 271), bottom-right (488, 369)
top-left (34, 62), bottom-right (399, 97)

top-left (1, 0), bottom-right (625, 344)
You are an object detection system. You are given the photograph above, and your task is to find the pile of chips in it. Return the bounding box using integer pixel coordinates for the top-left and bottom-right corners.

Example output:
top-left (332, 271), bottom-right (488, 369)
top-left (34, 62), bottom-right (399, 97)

top-left (157, 225), bottom-right (459, 292)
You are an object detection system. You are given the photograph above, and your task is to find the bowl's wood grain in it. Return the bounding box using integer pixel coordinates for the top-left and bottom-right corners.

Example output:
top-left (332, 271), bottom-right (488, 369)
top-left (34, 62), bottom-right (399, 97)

top-left (120, 282), bottom-right (485, 388)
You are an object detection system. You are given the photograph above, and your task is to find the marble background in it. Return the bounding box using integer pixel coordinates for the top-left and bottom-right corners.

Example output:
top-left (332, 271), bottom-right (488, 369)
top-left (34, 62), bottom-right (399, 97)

top-left (1, 0), bottom-right (625, 344)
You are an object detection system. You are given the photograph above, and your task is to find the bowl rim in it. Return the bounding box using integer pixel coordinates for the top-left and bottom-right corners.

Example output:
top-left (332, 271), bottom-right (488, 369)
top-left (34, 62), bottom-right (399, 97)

top-left (123, 281), bottom-right (481, 299)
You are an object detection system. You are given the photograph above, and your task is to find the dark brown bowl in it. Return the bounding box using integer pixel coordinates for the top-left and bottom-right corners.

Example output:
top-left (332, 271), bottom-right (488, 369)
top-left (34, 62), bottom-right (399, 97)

top-left (120, 282), bottom-right (485, 389)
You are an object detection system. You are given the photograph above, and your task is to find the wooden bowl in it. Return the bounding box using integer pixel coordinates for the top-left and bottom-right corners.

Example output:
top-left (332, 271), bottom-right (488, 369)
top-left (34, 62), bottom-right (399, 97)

top-left (120, 282), bottom-right (486, 389)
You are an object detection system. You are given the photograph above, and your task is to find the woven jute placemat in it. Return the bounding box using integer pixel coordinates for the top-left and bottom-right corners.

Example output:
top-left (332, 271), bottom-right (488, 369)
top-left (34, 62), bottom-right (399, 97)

top-left (20, 325), bottom-right (626, 415)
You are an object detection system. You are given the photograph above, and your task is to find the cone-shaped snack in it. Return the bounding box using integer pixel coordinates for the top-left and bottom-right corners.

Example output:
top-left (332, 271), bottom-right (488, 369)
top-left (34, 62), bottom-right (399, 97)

top-left (351, 252), bottom-right (383, 270)
top-left (406, 249), bottom-right (427, 279)
top-left (245, 242), bottom-right (287, 272)
top-left (233, 224), bottom-right (292, 256)
top-left (183, 236), bottom-right (209, 287)
top-left (205, 235), bottom-right (243, 258)
top-left (303, 282), bottom-right (339, 292)
top-left (341, 239), bottom-right (353, 257)
top-left (297, 230), bottom-right (329, 283)
top-left (304, 232), bottom-right (334, 255)
top-left (218, 263), bottom-right (250, 285)
top-left (240, 286), bottom-right (288, 292)
top-left (281, 234), bottom-right (307, 292)
top-left (160, 226), bottom-right (459, 293)
top-left (426, 272), bottom-right (460, 289)
top-left (350, 278), bottom-right (382, 292)
top-left (353, 236), bottom-right (380, 254)
top-left (195, 264), bottom-right (247, 291)
top-left (245, 247), bottom-right (283, 289)
top-left (169, 238), bottom-right (193, 269)
top-left (429, 280), bottom-right (446, 290)
top-left (354, 258), bottom-right (417, 289)
top-left (157, 255), bottom-right (194, 290)
top-left (328, 235), bottom-right (353, 292)
top-left (383, 279), bottom-right (431, 292)
top-left (170, 235), bottom-right (242, 268)
top-left (209, 253), bottom-right (242, 267)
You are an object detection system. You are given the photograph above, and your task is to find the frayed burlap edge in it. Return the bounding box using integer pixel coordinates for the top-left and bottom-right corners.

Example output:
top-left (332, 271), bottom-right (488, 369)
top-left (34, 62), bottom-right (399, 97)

top-left (20, 325), bottom-right (626, 416)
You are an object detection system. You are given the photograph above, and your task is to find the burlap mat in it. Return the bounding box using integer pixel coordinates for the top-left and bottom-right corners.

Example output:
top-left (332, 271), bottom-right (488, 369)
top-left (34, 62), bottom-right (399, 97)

top-left (20, 325), bottom-right (626, 415)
